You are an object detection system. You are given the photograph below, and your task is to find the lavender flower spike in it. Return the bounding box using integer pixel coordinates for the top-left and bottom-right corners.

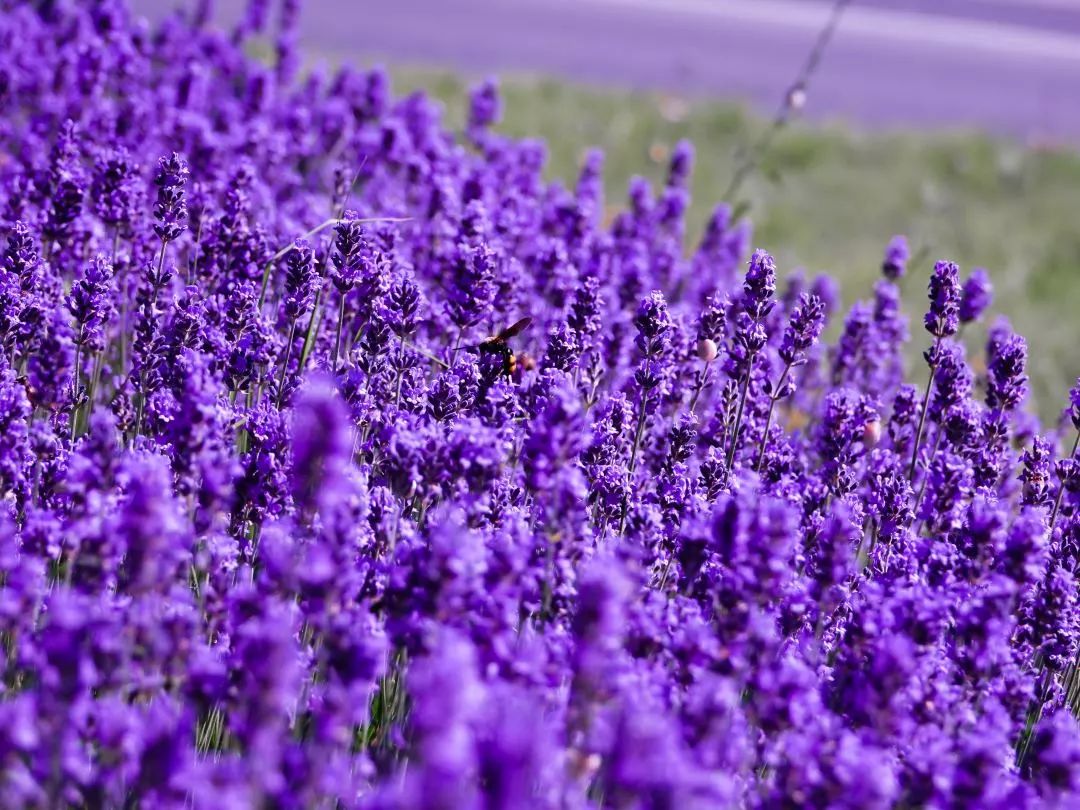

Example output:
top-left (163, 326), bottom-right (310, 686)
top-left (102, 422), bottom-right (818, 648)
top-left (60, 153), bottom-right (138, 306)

top-left (959, 267), bottom-right (994, 325)
top-left (152, 152), bottom-right (189, 245)
top-left (924, 259), bottom-right (962, 338)
top-left (882, 234), bottom-right (909, 280)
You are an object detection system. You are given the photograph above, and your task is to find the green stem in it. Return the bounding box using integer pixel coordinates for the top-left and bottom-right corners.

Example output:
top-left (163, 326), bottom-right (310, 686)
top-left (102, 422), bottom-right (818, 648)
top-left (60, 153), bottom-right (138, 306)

top-left (83, 346), bottom-right (105, 434)
top-left (908, 337), bottom-right (941, 482)
top-left (157, 238), bottom-right (168, 278)
top-left (258, 216), bottom-right (411, 309)
top-left (721, 0), bottom-right (852, 202)
top-left (393, 336), bottom-right (405, 410)
top-left (333, 294), bottom-right (346, 370)
top-left (276, 321), bottom-right (298, 408)
top-left (450, 328), bottom-right (464, 365)
top-left (687, 360), bottom-right (712, 415)
top-left (755, 362), bottom-right (792, 472)
top-left (70, 330), bottom-right (84, 440)
top-left (132, 375), bottom-right (144, 444)
top-left (132, 241), bottom-right (169, 442)
top-left (297, 292), bottom-right (323, 376)
top-left (259, 218), bottom-right (339, 309)
top-left (912, 431), bottom-right (946, 534)
top-left (188, 218), bottom-right (203, 284)
top-left (618, 390), bottom-right (651, 535)
top-left (1050, 430), bottom-right (1080, 530)
top-left (1017, 663), bottom-right (1050, 768)
top-left (727, 359), bottom-right (756, 470)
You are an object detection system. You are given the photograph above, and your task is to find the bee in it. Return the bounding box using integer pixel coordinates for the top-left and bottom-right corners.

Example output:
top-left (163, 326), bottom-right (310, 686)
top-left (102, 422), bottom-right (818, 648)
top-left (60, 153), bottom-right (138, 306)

top-left (477, 317), bottom-right (533, 378)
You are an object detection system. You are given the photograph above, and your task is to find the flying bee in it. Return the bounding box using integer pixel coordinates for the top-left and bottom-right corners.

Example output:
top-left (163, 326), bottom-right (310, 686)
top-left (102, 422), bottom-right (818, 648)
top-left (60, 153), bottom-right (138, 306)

top-left (477, 317), bottom-right (532, 378)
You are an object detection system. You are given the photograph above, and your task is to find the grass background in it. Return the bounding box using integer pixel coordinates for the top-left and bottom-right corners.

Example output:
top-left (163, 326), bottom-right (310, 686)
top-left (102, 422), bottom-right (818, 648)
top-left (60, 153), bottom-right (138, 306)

top-left (386, 66), bottom-right (1080, 420)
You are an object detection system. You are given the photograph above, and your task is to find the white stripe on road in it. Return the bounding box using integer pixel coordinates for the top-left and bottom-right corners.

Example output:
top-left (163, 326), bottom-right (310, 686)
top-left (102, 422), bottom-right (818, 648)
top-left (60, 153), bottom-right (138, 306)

top-left (976, 0), bottom-right (1080, 10)
top-left (567, 0), bottom-right (1080, 63)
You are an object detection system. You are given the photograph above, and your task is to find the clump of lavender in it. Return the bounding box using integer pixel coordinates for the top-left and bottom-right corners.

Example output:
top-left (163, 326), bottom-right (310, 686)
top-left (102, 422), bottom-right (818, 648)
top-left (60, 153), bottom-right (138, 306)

top-left (1, 3), bottom-right (1080, 807)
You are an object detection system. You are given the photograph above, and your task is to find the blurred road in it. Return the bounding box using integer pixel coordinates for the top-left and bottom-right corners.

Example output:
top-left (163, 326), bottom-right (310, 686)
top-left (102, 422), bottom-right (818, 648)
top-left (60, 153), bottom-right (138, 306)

top-left (137, 0), bottom-right (1080, 141)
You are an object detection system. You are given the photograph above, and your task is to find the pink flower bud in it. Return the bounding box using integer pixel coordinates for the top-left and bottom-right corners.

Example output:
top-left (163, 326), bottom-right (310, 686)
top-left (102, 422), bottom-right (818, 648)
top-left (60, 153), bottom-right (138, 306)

top-left (863, 418), bottom-right (882, 447)
top-left (697, 338), bottom-right (718, 363)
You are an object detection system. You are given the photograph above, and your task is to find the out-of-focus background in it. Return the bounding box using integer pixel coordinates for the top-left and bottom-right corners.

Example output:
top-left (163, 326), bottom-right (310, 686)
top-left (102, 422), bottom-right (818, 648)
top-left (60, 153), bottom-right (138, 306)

top-left (137, 0), bottom-right (1080, 415)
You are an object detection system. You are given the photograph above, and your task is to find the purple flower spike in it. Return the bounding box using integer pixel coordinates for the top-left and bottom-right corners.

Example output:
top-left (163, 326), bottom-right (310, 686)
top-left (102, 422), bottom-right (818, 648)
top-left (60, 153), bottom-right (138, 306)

top-left (959, 267), bottom-right (994, 324)
top-left (987, 331), bottom-right (1029, 413)
top-left (743, 248), bottom-right (777, 321)
top-left (924, 259), bottom-right (962, 338)
top-left (882, 234), bottom-right (909, 280)
top-left (779, 293), bottom-right (826, 367)
top-left (152, 152), bottom-right (189, 243)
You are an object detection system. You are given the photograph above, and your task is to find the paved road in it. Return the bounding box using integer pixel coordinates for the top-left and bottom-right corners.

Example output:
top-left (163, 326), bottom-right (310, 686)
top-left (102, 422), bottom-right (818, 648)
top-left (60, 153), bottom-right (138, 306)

top-left (136, 0), bottom-right (1080, 142)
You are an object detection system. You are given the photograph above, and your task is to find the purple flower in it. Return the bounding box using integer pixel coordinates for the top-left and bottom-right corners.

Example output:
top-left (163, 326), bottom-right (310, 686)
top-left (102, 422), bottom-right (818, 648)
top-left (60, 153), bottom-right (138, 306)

top-left (987, 332), bottom-right (1029, 413)
top-left (0, 6), bottom-right (1078, 807)
top-left (924, 260), bottom-right (961, 338)
top-left (43, 120), bottom-right (86, 241)
top-left (882, 234), bottom-right (909, 280)
top-left (667, 140), bottom-right (695, 190)
top-left (959, 267), bottom-right (993, 324)
top-left (0, 360), bottom-right (31, 504)
top-left (1026, 710), bottom-right (1080, 800)
top-left (26, 305), bottom-right (74, 410)
top-left (92, 147), bottom-right (140, 233)
top-left (570, 557), bottom-right (630, 717)
top-left (289, 375), bottom-right (353, 515)
top-left (1021, 436), bottom-right (1054, 508)
top-left (1067, 378), bottom-right (1080, 431)
top-left (385, 278), bottom-right (421, 339)
top-left (927, 341), bottom-right (973, 422)
top-left (152, 152), bottom-right (189, 243)
top-left (779, 293), bottom-right (826, 367)
top-left (330, 214), bottom-right (368, 294)
top-left (445, 240), bottom-right (497, 329)
top-left (632, 289), bottom-right (672, 357)
top-left (66, 256), bottom-right (114, 352)
top-left (283, 239), bottom-right (317, 322)
top-left (467, 77), bottom-right (502, 135)
top-left (114, 452), bottom-right (191, 594)
top-left (743, 248), bottom-right (777, 321)
top-left (832, 301), bottom-right (872, 388)
top-left (401, 630), bottom-right (483, 808)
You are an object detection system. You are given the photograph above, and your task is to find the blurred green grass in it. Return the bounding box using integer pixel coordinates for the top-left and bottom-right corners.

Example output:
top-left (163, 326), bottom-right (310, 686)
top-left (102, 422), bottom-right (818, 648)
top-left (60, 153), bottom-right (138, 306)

top-left (389, 66), bottom-right (1080, 419)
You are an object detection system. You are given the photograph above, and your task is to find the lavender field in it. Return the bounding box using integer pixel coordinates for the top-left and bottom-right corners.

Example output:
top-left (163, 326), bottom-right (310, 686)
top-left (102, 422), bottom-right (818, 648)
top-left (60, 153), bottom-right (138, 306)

top-left (3, 0), bottom-right (1080, 807)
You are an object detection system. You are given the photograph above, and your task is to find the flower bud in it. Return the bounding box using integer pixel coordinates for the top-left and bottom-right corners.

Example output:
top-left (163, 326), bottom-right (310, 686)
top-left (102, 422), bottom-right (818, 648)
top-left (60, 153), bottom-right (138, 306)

top-left (787, 84), bottom-right (807, 112)
top-left (863, 418), bottom-right (882, 447)
top-left (697, 338), bottom-right (718, 363)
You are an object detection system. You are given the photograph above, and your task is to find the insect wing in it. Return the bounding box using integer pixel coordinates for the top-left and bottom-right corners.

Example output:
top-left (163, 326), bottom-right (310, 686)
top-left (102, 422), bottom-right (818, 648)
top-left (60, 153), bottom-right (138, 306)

top-left (496, 317), bottom-right (532, 341)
